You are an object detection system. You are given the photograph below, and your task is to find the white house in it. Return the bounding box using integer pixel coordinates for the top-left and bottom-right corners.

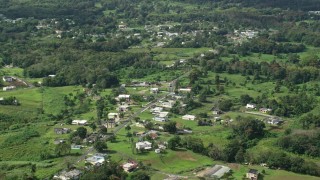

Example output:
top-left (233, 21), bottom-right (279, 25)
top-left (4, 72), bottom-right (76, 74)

top-left (53, 169), bottom-right (82, 180)
top-left (178, 88), bottom-right (192, 93)
top-left (122, 161), bottom-right (138, 172)
top-left (153, 112), bottom-right (169, 122)
top-left (72, 120), bottom-right (88, 125)
top-left (246, 103), bottom-right (257, 109)
top-left (150, 88), bottom-right (159, 94)
top-left (182, 114), bottom-right (196, 121)
top-left (260, 108), bottom-right (272, 114)
top-left (108, 113), bottom-right (120, 121)
top-left (136, 141), bottom-right (152, 150)
top-left (150, 107), bottom-right (163, 114)
top-left (117, 94), bottom-right (130, 101)
top-left (2, 76), bottom-right (13, 82)
top-left (118, 104), bottom-right (129, 112)
top-left (85, 153), bottom-right (106, 166)
top-left (48, 75), bottom-right (56, 78)
top-left (3, 86), bottom-right (16, 91)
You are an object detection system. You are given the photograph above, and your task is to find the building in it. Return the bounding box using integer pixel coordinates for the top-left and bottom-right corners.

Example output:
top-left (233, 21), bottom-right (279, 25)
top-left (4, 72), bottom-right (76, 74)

top-left (85, 153), bottom-right (106, 166)
top-left (150, 88), bottom-right (159, 94)
top-left (117, 94), bottom-right (130, 101)
top-left (267, 117), bottom-right (283, 125)
top-left (178, 88), bottom-right (192, 93)
top-left (53, 169), bottom-right (82, 180)
top-left (108, 113), bottom-right (120, 121)
top-left (122, 161), bottom-right (138, 172)
top-left (260, 108), bottom-right (272, 114)
top-left (118, 104), bottom-right (129, 112)
top-left (54, 128), bottom-right (71, 134)
top-left (136, 141), bottom-right (152, 150)
top-left (72, 120), bottom-right (88, 125)
top-left (150, 107), bottom-right (163, 114)
top-left (197, 165), bottom-right (231, 178)
top-left (71, 144), bottom-right (82, 150)
top-left (246, 103), bottom-right (257, 109)
top-left (182, 114), bottom-right (196, 121)
top-left (2, 76), bottom-right (14, 82)
top-left (246, 169), bottom-right (259, 180)
top-left (54, 139), bottom-right (66, 145)
top-left (153, 111), bottom-right (169, 122)
top-left (3, 86), bottom-right (16, 91)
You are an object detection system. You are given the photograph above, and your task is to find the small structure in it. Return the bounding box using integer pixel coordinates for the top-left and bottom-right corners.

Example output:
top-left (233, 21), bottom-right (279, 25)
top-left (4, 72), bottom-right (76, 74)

top-left (160, 100), bottom-right (175, 109)
top-left (136, 141), bottom-right (152, 150)
top-left (54, 128), bottom-right (71, 134)
top-left (53, 169), bottom-right (82, 180)
top-left (150, 107), bottom-right (163, 114)
top-left (260, 108), bottom-right (272, 114)
top-left (155, 149), bottom-right (161, 153)
top-left (72, 120), bottom-right (88, 125)
top-left (150, 88), bottom-right (159, 94)
top-left (71, 144), bottom-right (82, 150)
top-left (178, 88), bottom-right (192, 93)
top-left (153, 111), bottom-right (169, 122)
top-left (48, 75), bottom-right (56, 78)
top-left (197, 165), bottom-right (231, 179)
top-left (3, 86), bottom-right (16, 91)
top-left (118, 104), bottom-right (129, 112)
top-left (108, 113), bottom-right (120, 122)
top-left (2, 76), bottom-right (14, 82)
top-left (122, 161), bottom-right (138, 172)
top-left (117, 94), bottom-right (130, 101)
top-left (212, 108), bottom-right (222, 115)
top-left (246, 103), bottom-right (257, 109)
top-left (267, 117), bottom-right (283, 125)
top-left (182, 114), bottom-right (196, 121)
top-left (246, 169), bottom-right (259, 180)
top-left (85, 153), bottom-right (106, 166)
top-left (54, 138), bottom-right (66, 145)
top-left (146, 130), bottom-right (158, 140)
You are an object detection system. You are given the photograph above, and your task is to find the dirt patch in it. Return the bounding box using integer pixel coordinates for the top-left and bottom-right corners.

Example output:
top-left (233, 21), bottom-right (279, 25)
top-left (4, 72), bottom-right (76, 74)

top-left (228, 163), bottom-right (240, 170)
top-left (176, 151), bottom-right (196, 161)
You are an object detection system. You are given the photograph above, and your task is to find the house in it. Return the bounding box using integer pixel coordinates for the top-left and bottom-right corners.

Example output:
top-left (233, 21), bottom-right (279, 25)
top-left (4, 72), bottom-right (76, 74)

top-left (197, 165), bottom-right (231, 178)
top-left (267, 117), bottom-right (283, 125)
top-left (178, 88), bottom-right (192, 93)
top-left (260, 108), bottom-right (272, 114)
top-left (85, 153), bottom-right (106, 166)
top-left (54, 138), bottom-right (66, 145)
top-left (122, 161), bottom-right (138, 172)
top-left (246, 103), bottom-right (257, 109)
top-left (136, 141), bottom-right (152, 150)
top-left (3, 86), bottom-right (16, 91)
top-left (72, 120), bottom-right (88, 125)
top-left (182, 114), bottom-right (196, 121)
top-left (118, 104), bottom-right (129, 112)
top-left (155, 149), bottom-right (161, 153)
top-left (159, 100), bottom-right (175, 109)
top-left (153, 112), bottom-right (169, 122)
top-left (177, 129), bottom-right (193, 134)
top-left (146, 130), bottom-right (159, 140)
top-left (54, 128), bottom-right (71, 134)
top-left (150, 107), bottom-right (163, 114)
top-left (53, 169), bottom-right (82, 180)
top-left (150, 88), bottom-right (159, 94)
top-left (48, 75), bottom-right (56, 78)
top-left (71, 144), bottom-right (82, 150)
top-left (2, 76), bottom-right (14, 82)
top-left (212, 108), bottom-right (222, 115)
top-left (117, 94), bottom-right (130, 101)
top-left (246, 169), bottom-right (259, 180)
top-left (108, 113), bottom-right (120, 122)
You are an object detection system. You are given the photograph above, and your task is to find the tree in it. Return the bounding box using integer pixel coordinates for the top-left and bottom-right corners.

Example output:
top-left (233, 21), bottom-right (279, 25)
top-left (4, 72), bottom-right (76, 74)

top-left (125, 125), bottom-right (131, 131)
top-left (239, 94), bottom-right (254, 106)
top-left (55, 143), bottom-right (71, 157)
top-left (168, 135), bottom-right (181, 150)
top-left (75, 127), bottom-right (87, 139)
top-left (144, 121), bottom-right (154, 130)
top-left (235, 148), bottom-right (245, 163)
top-left (218, 99), bottom-right (233, 111)
top-left (163, 121), bottom-right (177, 134)
top-left (232, 117), bottom-right (265, 140)
top-left (94, 140), bottom-right (108, 153)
